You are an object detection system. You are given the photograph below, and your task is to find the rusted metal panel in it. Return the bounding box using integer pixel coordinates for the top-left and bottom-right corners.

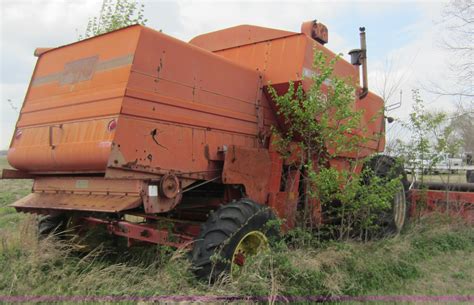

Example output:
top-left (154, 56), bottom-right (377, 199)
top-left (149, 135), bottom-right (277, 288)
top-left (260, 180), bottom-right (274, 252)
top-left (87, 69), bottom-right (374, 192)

top-left (413, 182), bottom-right (474, 192)
top-left (32, 177), bottom-right (144, 194)
top-left (82, 217), bottom-right (194, 248)
top-left (130, 27), bottom-right (260, 108)
top-left (8, 26), bottom-right (141, 174)
top-left (121, 91), bottom-right (258, 134)
top-left (216, 35), bottom-right (307, 88)
top-left (8, 25), bottom-right (275, 177)
top-left (143, 176), bottom-right (183, 214)
top-left (189, 24), bottom-right (296, 51)
top-left (9, 117), bottom-right (117, 173)
top-left (20, 87), bottom-right (126, 114)
top-left (9, 25), bottom-right (275, 178)
top-left (222, 145), bottom-right (272, 204)
top-left (1, 169), bottom-right (35, 179)
top-left (268, 192), bottom-right (298, 230)
top-left (107, 117), bottom-right (248, 181)
top-left (11, 193), bottom-right (141, 213)
top-left (11, 176), bottom-right (146, 214)
top-left (267, 139), bottom-right (284, 195)
top-left (410, 189), bottom-right (474, 222)
top-left (215, 30), bottom-right (384, 158)
top-left (301, 20), bottom-right (328, 44)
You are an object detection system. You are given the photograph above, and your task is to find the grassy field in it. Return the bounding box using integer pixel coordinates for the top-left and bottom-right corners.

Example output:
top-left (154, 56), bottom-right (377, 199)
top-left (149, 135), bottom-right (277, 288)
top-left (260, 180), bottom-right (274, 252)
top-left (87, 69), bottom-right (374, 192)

top-left (0, 157), bottom-right (32, 232)
top-left (408, 173), bottom-right (467, 184)
top-left (0, 156), bottom-right (473, 303)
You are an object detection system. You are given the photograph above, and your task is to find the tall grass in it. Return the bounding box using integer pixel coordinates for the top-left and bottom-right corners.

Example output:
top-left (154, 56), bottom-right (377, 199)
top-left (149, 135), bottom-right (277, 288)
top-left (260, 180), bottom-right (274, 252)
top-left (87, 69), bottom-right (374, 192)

top-left (0, 213), bottom-right (472, 302)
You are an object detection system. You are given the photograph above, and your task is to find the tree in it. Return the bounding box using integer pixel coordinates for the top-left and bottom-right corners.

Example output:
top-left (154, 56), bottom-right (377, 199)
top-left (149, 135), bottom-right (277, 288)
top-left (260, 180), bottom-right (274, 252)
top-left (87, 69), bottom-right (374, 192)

top-left (372, 55), bottom-right (418, 157)
top-left (395, 90), bottom-right (461, 182)
top-left (374, 55), bottom-right (415, 108)
top-left (79, 0), bottom-right (147, 40)
top-left (431, 0), bottom-right (473, 98)
top-left (448, 102), bottom-right (474, 154)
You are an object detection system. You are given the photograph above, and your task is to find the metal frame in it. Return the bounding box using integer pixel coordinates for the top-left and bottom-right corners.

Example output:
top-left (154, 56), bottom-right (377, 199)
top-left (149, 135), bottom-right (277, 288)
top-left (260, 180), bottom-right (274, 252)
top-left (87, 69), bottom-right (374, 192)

top-left (82, 216), bottom-right (198, 248)
top-left (410, 189), bottom-right (474, 221)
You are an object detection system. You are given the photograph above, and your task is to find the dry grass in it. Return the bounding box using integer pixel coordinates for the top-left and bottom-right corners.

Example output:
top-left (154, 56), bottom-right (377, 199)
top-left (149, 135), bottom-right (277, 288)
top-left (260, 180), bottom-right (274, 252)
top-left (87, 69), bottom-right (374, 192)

top-left (0, 211), bottom-right (473, 301)
top-left (0, 156), bottom-right (32, 232)
top-left (0, 156), bottom-right (473, 301)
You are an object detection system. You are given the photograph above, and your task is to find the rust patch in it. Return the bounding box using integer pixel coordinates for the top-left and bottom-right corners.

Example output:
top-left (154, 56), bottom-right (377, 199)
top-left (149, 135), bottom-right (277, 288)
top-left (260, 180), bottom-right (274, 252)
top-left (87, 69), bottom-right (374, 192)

top-left (222, 145), bottom-right (272, 204)
top-left (1, 169), bottom-right (35, 179)
top-left (143, 179), bottom-right (182, 214)
top-left (11, 192), bottom-right (141, 213)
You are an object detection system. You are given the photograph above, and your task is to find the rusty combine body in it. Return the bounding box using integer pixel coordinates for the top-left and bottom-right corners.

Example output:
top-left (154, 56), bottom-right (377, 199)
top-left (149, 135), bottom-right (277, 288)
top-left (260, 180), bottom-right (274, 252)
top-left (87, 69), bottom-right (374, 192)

top-left (5, 20), bottom-right (472, 278)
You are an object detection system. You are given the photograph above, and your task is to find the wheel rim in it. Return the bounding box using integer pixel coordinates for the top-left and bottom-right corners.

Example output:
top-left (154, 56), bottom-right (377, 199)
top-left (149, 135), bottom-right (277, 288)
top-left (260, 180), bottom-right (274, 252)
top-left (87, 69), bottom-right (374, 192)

top-left (392, 184), bottom-right (407, 232)
top-left (231, 230), bottom-right (268, 275)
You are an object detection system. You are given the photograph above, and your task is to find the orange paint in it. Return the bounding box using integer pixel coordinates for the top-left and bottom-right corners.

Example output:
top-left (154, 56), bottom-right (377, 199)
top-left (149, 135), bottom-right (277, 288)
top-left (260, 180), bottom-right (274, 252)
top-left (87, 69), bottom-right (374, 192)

top-left (8, 21), bottom-right (387, 233)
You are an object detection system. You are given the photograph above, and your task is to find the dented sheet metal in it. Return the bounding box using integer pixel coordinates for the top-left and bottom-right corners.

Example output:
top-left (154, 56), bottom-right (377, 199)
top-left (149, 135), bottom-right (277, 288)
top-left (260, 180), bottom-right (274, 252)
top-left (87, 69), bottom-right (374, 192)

top-left (222, 145), bottom-right (272, 204)
top-left (11, 193), bottom-right (141, 213)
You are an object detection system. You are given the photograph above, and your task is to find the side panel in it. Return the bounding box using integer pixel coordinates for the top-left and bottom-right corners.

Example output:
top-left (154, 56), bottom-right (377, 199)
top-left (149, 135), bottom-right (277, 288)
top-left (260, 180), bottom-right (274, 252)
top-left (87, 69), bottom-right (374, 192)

top-left (126, 27), bottom-right (262, 135)
top-left (189, 24), bottom-right (296, 51)
top-left (8, 118), bottom-right (116, 172)
top-left (11, 177), bottom-right (144, 213)
top-left (215, 34), bottom-right (308, 85)
top-left (8, 26), bottom-right (142, 173)
top-left (222, 145), bottom-right (272, 204)
top-left (110, 28), bottom-right (266, 179)
top-left (109, 116), bottom-right (257, 178)
top-left (410, 189), bottom-right (474, 222)
top-left (217, 33), bottom-right (384, 158)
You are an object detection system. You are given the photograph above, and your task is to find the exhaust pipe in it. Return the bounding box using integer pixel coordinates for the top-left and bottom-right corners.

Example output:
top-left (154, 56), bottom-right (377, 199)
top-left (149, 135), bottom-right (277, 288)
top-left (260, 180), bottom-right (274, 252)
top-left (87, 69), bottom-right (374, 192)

top-left (359, 27), bottom-right (368, 99)
top-left (348, 27), bottom-right (368, 99)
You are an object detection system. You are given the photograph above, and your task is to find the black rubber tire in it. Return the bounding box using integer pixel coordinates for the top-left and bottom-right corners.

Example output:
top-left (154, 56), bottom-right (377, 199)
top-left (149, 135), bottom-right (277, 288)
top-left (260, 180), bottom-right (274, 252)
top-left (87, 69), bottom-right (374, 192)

top-left (363, 155), bottom-right (409, 189)
top-left (377, 183), bottom-right (408, 235)
top-left (37, 214), bottom-right (69, 238)
top-left (363, 155), bottom-right (410, 234)
top-left (467, 170), bottom-right (474, 183)
top-left (190, 199), bottom-right (277, 281)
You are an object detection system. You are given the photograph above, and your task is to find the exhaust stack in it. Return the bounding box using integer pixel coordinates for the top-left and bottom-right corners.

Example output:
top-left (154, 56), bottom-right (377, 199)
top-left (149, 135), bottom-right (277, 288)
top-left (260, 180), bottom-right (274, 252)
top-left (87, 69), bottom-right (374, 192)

top-left (348, 27), bottom-right (369, 99)
top-left (359, 27), bottom-right (368, 98)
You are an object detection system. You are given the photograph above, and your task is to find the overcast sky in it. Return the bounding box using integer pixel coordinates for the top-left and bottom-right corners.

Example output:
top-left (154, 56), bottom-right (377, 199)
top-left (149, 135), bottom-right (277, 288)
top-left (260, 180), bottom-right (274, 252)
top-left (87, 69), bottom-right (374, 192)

top-left (0, 0), bottom-right (457, 149)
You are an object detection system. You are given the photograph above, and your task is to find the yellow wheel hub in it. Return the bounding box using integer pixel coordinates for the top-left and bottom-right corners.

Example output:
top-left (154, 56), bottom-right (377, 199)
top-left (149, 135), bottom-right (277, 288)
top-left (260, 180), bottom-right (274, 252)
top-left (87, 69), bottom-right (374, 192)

top-left (231, 230), bottom-right (269, 275)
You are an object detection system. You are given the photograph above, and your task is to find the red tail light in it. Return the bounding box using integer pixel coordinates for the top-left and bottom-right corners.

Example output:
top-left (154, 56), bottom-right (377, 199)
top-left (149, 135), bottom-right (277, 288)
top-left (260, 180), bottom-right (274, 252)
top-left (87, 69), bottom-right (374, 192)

top-left (107, 119), bottom-right (117, 132)
top-left (14, 129), bottom-right (23, 140)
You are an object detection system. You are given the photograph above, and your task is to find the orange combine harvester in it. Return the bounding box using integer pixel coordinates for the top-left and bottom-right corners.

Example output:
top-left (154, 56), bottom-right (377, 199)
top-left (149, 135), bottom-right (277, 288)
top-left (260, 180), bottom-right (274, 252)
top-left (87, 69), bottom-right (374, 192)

top-left (4, 20), bottom-right (472, 278)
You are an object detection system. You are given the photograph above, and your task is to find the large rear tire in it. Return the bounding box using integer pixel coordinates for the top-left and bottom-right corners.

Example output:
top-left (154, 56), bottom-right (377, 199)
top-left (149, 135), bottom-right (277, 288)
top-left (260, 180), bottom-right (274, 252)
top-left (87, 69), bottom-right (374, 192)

top-left (37, 214), bottom-right (69, 238)
top-left (364, 155), bottom-right (410, 234)
top-left (383, 181), bottom-right (408, 234)
top-left (191, 199), bottom-right (277, 281)
top-left (364, 155), bottom-right (409, 189)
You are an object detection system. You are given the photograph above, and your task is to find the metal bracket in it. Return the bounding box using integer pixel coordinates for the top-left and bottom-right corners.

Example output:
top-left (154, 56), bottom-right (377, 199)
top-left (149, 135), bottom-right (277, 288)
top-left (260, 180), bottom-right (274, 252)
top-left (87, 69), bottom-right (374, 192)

top-left (49, 124), bottom-right (63, 149)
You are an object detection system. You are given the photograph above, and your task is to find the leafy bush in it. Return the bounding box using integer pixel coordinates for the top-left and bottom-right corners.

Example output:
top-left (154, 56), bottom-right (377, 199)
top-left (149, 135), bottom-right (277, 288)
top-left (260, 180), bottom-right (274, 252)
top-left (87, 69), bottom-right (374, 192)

top-left (268, 49), bottom-right (401, 239)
